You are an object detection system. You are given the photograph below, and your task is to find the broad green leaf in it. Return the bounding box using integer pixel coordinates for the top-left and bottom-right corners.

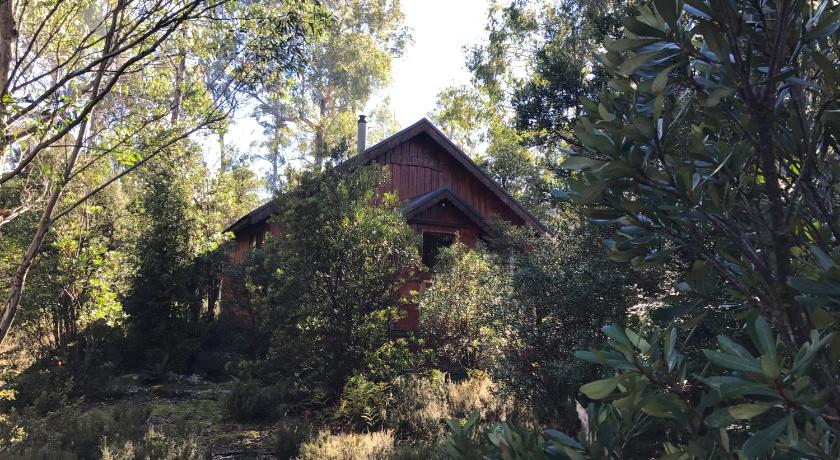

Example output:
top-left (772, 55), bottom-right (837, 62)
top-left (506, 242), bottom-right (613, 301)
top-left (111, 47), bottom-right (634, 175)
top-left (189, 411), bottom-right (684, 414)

top-left (580, 377), bottom-right (619, 399)
top-left (787, 277), bottom-right (840, 295)
top-left (703, 350), bottom-right (762, 373)
top-left (625, 328), bottom-right (652, 353)
top-left (705, 404), bottom-right (773, 428)
top-left (705, 87), bottom-right (735, 107)
top-left (654, 0), bottom-right (681, 24)
top-left (812, 52), bottom-right (838, 87)
top-left (618, 50), bottom-right (664, 76)
top-left (750, 317), bottom-right (777, 361)
top-left (544, 430), bottom-right (582, 449)
top-left (602, 324), bottom-right (633, 348)
top-left (607, 38), bottom-right (663, 52)
top-left (760, 356), bottom-right (780, 380)
top-left (622, 17), bottom-right (667, 38)
top-left (560, 156), bottom-right (606, 171)
top-left (652, 64), bottom-right (678, 94)
top-left (729, 404), bottom-right (773, 420)
top-left (809, 245), bottom-right (836, 270)
top-left (716, 336), bottom-right (754, 361)
top-left (805, 5), bottom-right (840, 40)
top-left (742, 416), bottom-right (788, 457)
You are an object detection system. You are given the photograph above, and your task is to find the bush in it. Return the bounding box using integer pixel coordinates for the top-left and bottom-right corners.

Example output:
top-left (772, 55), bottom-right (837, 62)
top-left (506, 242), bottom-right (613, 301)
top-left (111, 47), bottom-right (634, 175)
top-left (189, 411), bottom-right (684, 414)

top-left (364, 337), bottom-right (431, 383)
top-left (99, 426), bottom-right (205, 460)
top-left (333, 375), bottom-right (388, 431)
top-left (419, 243), bottom-right (507, 375)
top-left (381, 370), bottom-right (522, 442)
top-left (297, 430), bottom-right (395, 460)
top-left (3, 402), bottom-right (204, 459)
top-left (222, 379), bottom-right (277, 421)
top-left (486, 222), bottom-right (664, 427)
top-left (273, 417), bottom-right (314, 459)
top-left (234, 165), bottom-right (421, 396)
top-left (447, 317), bottom-right (840, 459)
top-left (385, 372), bottom-right (449, 440)
top-left (446, 371), bottom-right (515, 423)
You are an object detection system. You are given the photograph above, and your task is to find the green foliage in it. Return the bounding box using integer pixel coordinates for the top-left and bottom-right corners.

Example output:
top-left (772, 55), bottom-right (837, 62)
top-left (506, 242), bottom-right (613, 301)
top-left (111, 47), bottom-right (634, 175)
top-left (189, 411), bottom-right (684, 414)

top-left (16, 188), bottom-right (130, 356)
top-left (364, 337), bottom-right (431, 383)
top-left (447, 2), bottom-right (840, 458)
top-left (8, 320), bottom-right (126, 411)
top-left (555, 0), bottom-right (840, 347)
top-left (123, 165), bottom-right (206, 373)
top-left (98, 426), bottom-right (205, 460)
top-left (334, 375), bottom-right (389, 431)
top-left (420, 243), bottom-right (507, 374)
top-left (297, 429), bottom-right (396, 460)
top-left (487, 221), bottom-right (665, 426)
top-left (385, 371), bottom-right (450, 440)
top-left (510, 1), bottom-right (637, 151)
top-left (274, 417), bottom-right (315, 459)
top-left (235, 164), bottom-right (420, 395)
top-left (222, 379), bottom-right (278, 422)
top-left (483, 317), bottom-right (839, 459)
top-left (551, 0), bottom-right (840, 438)
top-left (2, 402), bottom-right (203, 460)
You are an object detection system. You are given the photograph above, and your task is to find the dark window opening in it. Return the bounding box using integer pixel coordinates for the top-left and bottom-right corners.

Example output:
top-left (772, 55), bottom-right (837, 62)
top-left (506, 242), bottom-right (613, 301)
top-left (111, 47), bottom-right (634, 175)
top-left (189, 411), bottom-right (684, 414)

top-left (422, 232), bottom-right (455, 270)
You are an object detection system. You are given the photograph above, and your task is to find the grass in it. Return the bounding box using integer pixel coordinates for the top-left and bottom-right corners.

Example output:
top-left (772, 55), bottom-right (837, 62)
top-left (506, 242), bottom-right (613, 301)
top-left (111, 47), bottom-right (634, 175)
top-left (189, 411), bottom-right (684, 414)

top-left (3, 371), bottom-right (514, 459)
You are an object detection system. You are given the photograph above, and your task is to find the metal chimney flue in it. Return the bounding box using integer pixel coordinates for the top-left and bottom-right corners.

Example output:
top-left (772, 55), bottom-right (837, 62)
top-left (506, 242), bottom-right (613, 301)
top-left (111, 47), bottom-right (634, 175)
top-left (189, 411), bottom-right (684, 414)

top-left (357, 114), bottom-right (367, 154)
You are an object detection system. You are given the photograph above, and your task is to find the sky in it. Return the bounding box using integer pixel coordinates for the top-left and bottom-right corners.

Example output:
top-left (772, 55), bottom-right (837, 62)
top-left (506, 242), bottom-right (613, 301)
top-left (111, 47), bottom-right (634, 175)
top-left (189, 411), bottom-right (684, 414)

top-left (364, 0), bottom-right (490, 127)
top-left (212, 0), bottom-right (491, 170)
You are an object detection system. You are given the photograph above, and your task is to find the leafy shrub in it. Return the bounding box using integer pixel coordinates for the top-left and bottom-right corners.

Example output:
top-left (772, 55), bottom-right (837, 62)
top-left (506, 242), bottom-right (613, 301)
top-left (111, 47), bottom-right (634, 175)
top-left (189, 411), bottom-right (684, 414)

top-left (447, 317), bottom-right (840, 459)
top-left (446, 371), bottom-right (515, 423)
top-left (334, 375), bottom-right (388, 431)
top-left (222, 379), bottom-right (278, 421)
top-left (443, 411), bottom-right (548, 460)
top-left (420, 243), bottom-right (507, 375)
top-left (8, 321), bottom-right (127, 412)
top-left (385, 371), bottom-right (449, 440)
top-left (364, 337), bottom-right (431, 383)
top-left (297, 429), bottom-right (396, 460)
top-left (273, 417), bottom-right (315, 459)
top-left (99, 426), bottom-right (205, 460)
top-left (235, 165), bottom-right (421, 396)
top-left (4, 402), bottom-right (149, 459)
top-left (487, 222), bottom-right (664, 427)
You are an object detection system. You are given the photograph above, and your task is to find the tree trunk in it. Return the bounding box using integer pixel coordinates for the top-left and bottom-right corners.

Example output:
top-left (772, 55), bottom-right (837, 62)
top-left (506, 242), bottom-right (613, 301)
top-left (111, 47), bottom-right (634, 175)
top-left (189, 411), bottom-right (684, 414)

top-left (0, 0), bottom-right (16, 159)
top-left (219, 132), bottom-right (227, 174)
top-left (0, 0), bottom-right (117, 346)
top-left (171, 43), bottom-right (187, 124)
top-left (0, 0), bottom-right (14, 95)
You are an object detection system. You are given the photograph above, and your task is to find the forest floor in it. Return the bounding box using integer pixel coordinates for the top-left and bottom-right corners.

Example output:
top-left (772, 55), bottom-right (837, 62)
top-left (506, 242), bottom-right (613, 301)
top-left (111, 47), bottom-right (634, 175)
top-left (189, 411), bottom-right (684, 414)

top-left (91, 376), bottom-right (279, 459)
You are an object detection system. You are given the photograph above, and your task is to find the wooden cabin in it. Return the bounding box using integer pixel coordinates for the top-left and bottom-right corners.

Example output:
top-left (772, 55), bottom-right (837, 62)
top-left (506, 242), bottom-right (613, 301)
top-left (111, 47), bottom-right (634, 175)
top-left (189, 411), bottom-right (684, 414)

top-left (223, 118), bottom-right (545, 332)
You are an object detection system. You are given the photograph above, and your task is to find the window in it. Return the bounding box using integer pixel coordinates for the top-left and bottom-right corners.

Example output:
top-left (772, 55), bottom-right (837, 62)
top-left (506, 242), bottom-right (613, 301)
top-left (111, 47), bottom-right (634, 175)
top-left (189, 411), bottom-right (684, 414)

top-left (422, 232), bottom-right (455, 270)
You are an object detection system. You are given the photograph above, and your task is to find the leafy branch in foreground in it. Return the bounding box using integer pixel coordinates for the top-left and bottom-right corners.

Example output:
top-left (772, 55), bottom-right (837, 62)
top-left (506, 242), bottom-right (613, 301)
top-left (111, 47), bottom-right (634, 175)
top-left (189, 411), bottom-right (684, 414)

top-left (447, 316), bottom-right (838, 459)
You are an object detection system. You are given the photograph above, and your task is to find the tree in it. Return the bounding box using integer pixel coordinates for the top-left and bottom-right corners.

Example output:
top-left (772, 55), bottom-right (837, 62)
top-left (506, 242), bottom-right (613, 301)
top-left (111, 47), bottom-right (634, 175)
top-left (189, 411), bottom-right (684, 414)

top-left (486, 219), bottom-right (665, 427)
top-left (510, 0), bottom-right (636, 151)
top-left (0, 0), bottom-right (318, 346)
top-left (447, 1), bottom-right (840, 458)
top-left (235, 164), bottom-right (420, 394)
top-left (123, 162), bottom-right (198, 369)
top-left (420, 242), bottom-right (508, 375)
top-left (229, 0), bottom-right (409, 176)
top-left (442, 0), bottom-right (840, 456)
top-left (17, 185), bottom-right (130, 357)
top-left (557, 0), bottom-right (840, 392)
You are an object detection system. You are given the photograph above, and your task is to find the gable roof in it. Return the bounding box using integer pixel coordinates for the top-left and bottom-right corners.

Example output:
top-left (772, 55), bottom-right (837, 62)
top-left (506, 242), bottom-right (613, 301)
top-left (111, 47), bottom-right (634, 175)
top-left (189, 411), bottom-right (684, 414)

top-left (346, 118), bottom-right (547, 233)
top-left (403, 187), bottom-right (494, 235)
top-left (226, 118), bottom-right (547, 234)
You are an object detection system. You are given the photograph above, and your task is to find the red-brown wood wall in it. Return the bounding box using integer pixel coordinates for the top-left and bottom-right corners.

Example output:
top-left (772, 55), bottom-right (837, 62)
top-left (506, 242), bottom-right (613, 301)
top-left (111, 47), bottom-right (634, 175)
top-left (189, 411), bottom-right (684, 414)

top-left (224, 130), bottom-right (531, 331)
top-left (376, 133), bottom-right (524, 226)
